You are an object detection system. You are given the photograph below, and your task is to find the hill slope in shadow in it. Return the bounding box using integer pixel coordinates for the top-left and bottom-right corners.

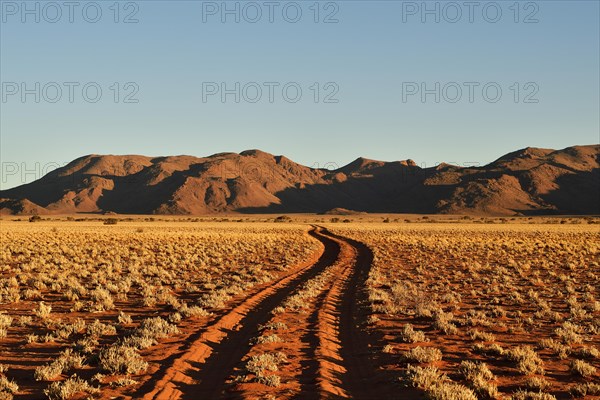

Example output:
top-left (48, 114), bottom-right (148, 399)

top-left (1, 145), bottom-right (598, 216)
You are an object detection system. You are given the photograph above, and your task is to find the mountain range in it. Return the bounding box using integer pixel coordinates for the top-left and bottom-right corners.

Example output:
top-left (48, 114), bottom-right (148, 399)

top-left (1, 145), bottom-right (598, 216)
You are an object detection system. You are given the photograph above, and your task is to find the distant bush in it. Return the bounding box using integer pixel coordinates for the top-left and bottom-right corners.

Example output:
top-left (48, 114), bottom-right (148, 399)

top-left (404, 365), bottom-right (477, 400)
top-left (29, 215), bottom-right (42, 223)
top-left (34, 349), bottom-right (85, 381)
top-left (510, 390), bottom-right (556, 400)
top-left (251, 334), bottom-right (282, 345)
top-left (400, 323), bottom-right (428, 343)
top-left (246, 352), bottom-right (287, 377)
top-left (506, 345), bottom-right (544, 375)
top-left (99, 345), bottom-right (147, 374)
top-left (103, 218), bottom-right (118, 225)
top-left (403, 346), bottom-right (442, 363)
top-left (525, 377), bottom-right (550, 391)
top-left (44, 374), bottom-right (99, 400)
top-left (274, 215), bottom-right (291, 223)
top-left (570, 359), bottom-right (596, 377)
top-left (0, 375), bottom-right (19, 395)
top-left (570, 383), bottom-right (600, 397)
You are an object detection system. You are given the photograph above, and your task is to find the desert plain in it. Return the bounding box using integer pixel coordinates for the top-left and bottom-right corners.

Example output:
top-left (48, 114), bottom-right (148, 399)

top-left (0, 214), bottom-right (598, 399)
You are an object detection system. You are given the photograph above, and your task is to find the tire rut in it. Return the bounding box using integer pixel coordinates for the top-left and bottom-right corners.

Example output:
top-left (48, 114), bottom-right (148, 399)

top-left (140, 227), bottom-right (340, 400)
top-left (141, 227), bottom-right (386, 400)
top-left (311, 228), bottom-right (387, 399)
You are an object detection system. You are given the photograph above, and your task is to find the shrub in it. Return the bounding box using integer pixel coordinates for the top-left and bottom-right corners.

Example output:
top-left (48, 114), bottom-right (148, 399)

top-left (525, 376), bottom-right (550, 391)
top-left (33, 362), bottom-right (62, 382)
top-left (17, 316), bottom-right (32, 327)
top-left (34, 302), bottom-right (52, 319)
top-left (256, 375), bottom-right (281, 387)
top-left (246, 352), bottom-right (287, 378)
top-left (117, 311), bottom-right (133, 325)
top-left (405, 364), bottom-right (447, 390)
top-left (251, 334), bottom-right (282, 345)
top-left (0, 376), bottom-right (18, 394)
top-left (427, 382), bottom-right (478, 400)
top-left (570, 359), bottom-right (596, 377)
top-left (99, 345), bottom-right (148, 374)
top-left (469, 329), bottom-right (495, 342)
top-left (433, 311), bottom-right (458, 335)
top-left (177, 304), bottom-right (210, 319)
top-left (44, 375), bottom-right (99, 400)
top-left (86, 320), bottom-right (116, 337)
top-left (555, 322), bottom-right (584, 344)
top-left (103, 218), bottom-right (118, 225)
top-left (506, 346), bottom-right (544, 375)
top-left (26, 334), bottom-right (39, 344)
top-left (73, 337), bottom-right (99, 354)
top-left (459, 360), bottom-right (494, 381)
top-left (135, 317), bottom-right (179, 342)
top-left (197, 291), bottom-right (229, 309)
top-left (538, 338), bottom-right (569, 359)
top-left (570, 383), bottom-right (600, 397)
top-left (259, 322), bottom-right (288, 331)
top-left (510, 390), bottom-right (556, 400)
top-left (402, 346), bottom-right (443, 363)
top-left (89, 287), bottom-right (114, 311)
top-left (109, 378), bottom-right (138, 387)
top-left (405, 366), bottom-right (477, 400)
top-left (400, 323), bottom-right (428, 343)
top-left (459, 361), bottom-right (498, 398)
top-left (382, 344), bottom-right (394, 354)
top-left (34, 349), bottom-right (85, 381)
top-left (0, 315), bottom-right (13, 330)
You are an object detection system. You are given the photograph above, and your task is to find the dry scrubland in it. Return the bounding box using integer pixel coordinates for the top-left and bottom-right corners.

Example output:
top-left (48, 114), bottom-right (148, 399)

top-left (332, 223), bottom-right (600, 400)
top-left (0, 221), bottom-right (319, 399)
top-left (0, 218), bottom-right (598, 399)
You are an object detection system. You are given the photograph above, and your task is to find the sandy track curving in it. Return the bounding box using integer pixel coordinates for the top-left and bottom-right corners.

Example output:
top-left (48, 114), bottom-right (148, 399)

top-left (310, 228), bottom-right (391, 399)
top-left (141, 227), bottom-right (387, 399)
top-left (140, 227), bottom-right (339, 399)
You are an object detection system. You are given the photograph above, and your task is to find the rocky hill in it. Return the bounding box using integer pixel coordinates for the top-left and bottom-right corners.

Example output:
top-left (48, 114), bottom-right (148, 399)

top-left (1, 145), bottom-right (598, 216)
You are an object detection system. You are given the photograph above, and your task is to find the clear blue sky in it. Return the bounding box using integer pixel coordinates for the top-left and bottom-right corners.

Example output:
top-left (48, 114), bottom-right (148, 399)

top-left (1, 0), bottom-right (599, 189)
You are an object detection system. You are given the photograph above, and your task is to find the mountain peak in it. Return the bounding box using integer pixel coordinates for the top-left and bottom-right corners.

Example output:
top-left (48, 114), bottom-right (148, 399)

top-left (340, 157), bottom-right (385, 173)
top-left (239, 149), bottom-right (274, 158)
top-left (493, 147), bottom-right (554, 164)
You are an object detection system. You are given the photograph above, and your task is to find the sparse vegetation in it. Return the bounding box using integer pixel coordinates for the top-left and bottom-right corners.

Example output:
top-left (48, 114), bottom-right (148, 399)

top-left (99, 345), bottom-right (148, 374)
top-left (405, 365), bottom-right (477, 400)
top-left (569, 359), bottom-right (596, 377)
top-left (570, 383), bottom-right (600, 397)
top-left (459, 361), bottom-right (498, 398)
top-left (245, 352), bottom-right (287, 385)
top-left (402, 346), bottom-right (443, 363)
top-left (43, 375), bottom-right (99, 399)
top-left (400, 323), bottom-right (428, 343)
top-left (1, 219), bottom-right (598, 399)
top-left (333, 222), bottom-right (599, 400)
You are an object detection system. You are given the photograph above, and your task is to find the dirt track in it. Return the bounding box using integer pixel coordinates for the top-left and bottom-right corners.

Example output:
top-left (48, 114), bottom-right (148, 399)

top-left (139, 226), bottom-right (386, 399)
